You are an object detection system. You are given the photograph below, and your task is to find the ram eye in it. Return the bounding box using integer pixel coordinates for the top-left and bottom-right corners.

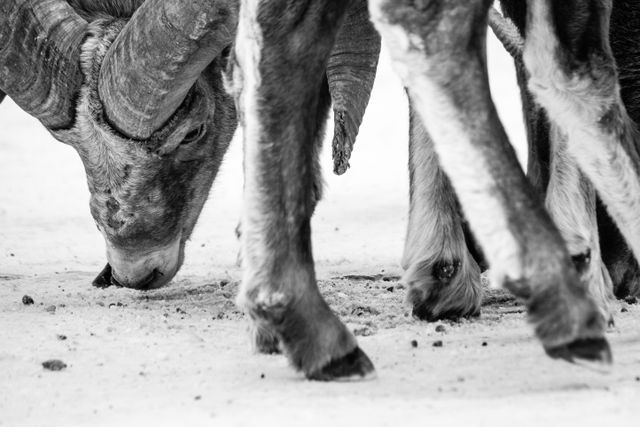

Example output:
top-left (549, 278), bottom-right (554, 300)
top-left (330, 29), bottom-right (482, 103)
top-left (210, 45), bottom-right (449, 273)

top-left (181, 124), bottom-right (206, 145)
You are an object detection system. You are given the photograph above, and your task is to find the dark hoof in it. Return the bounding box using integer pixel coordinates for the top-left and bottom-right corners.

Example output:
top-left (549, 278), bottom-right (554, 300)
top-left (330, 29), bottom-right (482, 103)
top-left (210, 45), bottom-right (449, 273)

top-left (92, 264), bottom-right (117, 289)
top-left (433, 260), bottom-right (460, 282)
top-left (404, 256), bottom-right (482, 322)
top-left (411, 303), bottom-right (480, 322)
top-left (545, 338), bottom-right (613, 366)
top-left (307, 347), bottom-right (375, 381)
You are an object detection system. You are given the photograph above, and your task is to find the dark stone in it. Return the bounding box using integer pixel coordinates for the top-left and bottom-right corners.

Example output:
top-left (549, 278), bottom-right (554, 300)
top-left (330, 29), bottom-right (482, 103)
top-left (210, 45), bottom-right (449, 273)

top-left (42, 359), bottom-right (67, 371)
top-left (22, 295), bottom-right (34, 305)
top-left (435, 325), bottom-right (446, 333)
top-left (410, 339), bottom-right (418, 348)
top-left (432, 340), bottom-right (443, 347)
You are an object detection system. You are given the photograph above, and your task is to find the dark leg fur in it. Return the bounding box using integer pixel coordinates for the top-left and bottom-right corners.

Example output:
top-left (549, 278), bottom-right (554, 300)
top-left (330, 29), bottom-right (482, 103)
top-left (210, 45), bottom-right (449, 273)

top-left (236, 0), bottom-right (374, 379)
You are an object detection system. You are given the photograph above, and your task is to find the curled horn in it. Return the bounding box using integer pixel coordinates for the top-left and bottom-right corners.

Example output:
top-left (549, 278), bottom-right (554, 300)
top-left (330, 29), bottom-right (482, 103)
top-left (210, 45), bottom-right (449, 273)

top-left (0, 0), bottom-right (87, 129)
top-left (98, 0), bottom-right (238, 140)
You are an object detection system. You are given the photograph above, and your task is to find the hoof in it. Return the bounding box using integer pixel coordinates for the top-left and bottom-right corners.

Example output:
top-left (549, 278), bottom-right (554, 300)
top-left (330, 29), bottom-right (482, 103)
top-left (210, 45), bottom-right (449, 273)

top-left (307, 347), bottom-right (375, 381)
top-left (405, 257), bottom-right (482, 322)
top-left (253, 327), bottom-right (281, 355)
top-left (545, 338), bottom-right (613, 367)
top-left (411, 302), bottom-right (480, 322)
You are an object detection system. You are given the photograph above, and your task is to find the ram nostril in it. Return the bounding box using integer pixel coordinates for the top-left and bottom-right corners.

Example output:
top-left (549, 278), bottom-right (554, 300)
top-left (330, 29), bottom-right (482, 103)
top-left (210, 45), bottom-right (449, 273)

top-left (137, 269), bottom-right (163, 290)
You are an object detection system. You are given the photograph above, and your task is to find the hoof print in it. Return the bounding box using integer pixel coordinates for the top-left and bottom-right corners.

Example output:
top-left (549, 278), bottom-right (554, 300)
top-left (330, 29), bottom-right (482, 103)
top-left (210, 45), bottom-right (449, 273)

top-left (545, 337), bottom-right (612, 366)
top-left (308, 347), bottom-right (375, 381)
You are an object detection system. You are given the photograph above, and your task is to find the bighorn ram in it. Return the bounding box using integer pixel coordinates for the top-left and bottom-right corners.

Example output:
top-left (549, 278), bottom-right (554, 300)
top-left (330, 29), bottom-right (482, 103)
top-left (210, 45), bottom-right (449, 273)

top-left (1, 0), bottom-right (239, 289)
top-left (0, 0), bottom-right (378, 290)
top-left (234, 0), bottom-right (638, 380)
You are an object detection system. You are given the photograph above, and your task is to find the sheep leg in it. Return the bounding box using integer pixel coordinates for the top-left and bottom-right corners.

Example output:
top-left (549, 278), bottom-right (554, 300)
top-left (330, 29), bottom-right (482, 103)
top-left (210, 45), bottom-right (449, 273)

top-left (545, 125), bottom-right (615, 324)
top-left (403, 101), bottom-right (483, 321)
top-left (234, 0), bottom-right (374, 379)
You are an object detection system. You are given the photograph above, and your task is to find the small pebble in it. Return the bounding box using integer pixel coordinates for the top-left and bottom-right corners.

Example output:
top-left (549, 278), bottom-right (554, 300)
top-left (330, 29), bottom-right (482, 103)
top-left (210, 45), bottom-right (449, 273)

top-left (410, 339), bottom-right (418, 348)
top-left (386, 286), bottom-right (394, 292)
top-left (621, 307), bottom-right (628, 313)
top-left (432, 340), bottom-right (443, 348)
top-left (435, 325), bottom-right (446, 333)
top-left (45, 305), bottom-right (56, 313)
top-left (482, 341), bottom-right (488, 347)
top-left (194, 395), bottom-right (202, 400)
top-left (624, 296), bottom-right (638, 305)
top-left (260, 373), bottom-right (265, 379)
top-left (57, 334), bottom-right (67, 341)
top-left (220, 279), bottom-right (229, 288)
top-left (42, 359), bottom-right (67, 371)
top-left (22, 295), bottom-right (34, 305)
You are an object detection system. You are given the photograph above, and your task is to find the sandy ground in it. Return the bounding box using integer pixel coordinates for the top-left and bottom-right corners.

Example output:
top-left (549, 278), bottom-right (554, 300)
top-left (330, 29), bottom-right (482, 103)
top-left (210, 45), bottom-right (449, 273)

top-left (1, 34), bottom-right (639, 426)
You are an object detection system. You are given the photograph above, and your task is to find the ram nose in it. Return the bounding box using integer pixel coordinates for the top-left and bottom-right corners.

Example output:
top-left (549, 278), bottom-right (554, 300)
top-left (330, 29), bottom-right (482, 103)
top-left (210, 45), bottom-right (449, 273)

top-left (92, 240), bottom-right (182, 290)
top-left (92, 264), bottom-right (171, 290)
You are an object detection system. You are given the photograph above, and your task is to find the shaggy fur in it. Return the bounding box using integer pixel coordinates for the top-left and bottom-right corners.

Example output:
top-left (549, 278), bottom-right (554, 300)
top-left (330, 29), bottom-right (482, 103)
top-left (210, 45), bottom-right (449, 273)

top-left (403, 103), bottom-right (483, 321)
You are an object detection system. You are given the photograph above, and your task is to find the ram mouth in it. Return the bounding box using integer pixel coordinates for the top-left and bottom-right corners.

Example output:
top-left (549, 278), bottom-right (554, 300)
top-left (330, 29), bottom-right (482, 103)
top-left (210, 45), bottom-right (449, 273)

top-left (92, 263), bottom-right (162, 290)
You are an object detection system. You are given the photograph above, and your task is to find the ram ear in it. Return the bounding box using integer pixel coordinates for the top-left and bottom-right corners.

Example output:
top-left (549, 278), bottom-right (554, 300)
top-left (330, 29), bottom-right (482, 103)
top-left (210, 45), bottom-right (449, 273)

top-left (327, 0), bottom-right (381, 175)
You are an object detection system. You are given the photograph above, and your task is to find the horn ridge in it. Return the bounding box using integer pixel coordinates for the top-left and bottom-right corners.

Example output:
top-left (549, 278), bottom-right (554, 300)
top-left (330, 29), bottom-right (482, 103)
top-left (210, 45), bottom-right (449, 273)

top-left (98, 0), bottom-right (238, 140)
top-left (0, 0), bottom-right (87, 129)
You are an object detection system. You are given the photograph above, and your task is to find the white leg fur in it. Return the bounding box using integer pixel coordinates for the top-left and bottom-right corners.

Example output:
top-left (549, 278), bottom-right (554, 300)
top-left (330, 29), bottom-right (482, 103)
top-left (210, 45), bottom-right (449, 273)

top-left (545, 125), bottom-right (614, 319)
top-left (234, 0), bottom-right (269, 309)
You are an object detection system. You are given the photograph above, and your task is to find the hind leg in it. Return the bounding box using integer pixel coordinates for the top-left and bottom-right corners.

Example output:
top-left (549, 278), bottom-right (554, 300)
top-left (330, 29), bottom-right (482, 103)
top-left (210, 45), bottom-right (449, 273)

top-left (403, 102), bottom-right (483, 321)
